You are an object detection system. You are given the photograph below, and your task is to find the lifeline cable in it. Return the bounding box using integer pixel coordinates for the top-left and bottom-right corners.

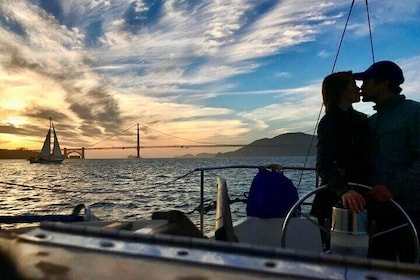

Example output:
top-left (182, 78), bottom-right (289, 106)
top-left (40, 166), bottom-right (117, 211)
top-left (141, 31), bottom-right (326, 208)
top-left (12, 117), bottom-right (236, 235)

top-left (0, 181), bottom-right (118, 194)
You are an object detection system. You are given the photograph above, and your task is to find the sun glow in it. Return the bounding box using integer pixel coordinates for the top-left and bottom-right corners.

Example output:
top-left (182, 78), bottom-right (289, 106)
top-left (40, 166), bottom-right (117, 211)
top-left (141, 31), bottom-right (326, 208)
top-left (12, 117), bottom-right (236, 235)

top-left (4, 117), bottom-right (27, 127)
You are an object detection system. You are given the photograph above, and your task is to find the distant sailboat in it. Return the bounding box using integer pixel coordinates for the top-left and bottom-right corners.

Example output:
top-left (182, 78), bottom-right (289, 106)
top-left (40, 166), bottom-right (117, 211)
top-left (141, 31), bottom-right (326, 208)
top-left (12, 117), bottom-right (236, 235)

top-left (29, 118), bottom-right (64, 164)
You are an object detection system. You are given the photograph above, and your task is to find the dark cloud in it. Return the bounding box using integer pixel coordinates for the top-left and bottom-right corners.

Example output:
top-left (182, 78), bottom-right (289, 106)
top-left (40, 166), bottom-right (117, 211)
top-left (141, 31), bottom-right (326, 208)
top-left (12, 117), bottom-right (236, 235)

top-left (143, 135), bottom-right (159, 141)
top-left (79, 122), bottom-right (103, 137)
top-left (23, 107), bottom-right (68, 123)
top-left (67, 85), bottom-right (122, 132)
top-left (0, 43), bottom-right (41, 73)
top-left (0, 122), bottom-right (50, 140)
top-left (0, 124), bottom-right (22, 134)
top-left (0, 38), bottom-right (124, 140)
top-left (15, 108), bottom-right (70, 139)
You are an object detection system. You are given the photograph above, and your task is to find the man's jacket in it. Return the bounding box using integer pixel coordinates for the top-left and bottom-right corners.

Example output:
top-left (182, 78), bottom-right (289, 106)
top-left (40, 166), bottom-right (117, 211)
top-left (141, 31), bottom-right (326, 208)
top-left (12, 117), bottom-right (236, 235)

top-left (369, 95), bottom-right (420, 211)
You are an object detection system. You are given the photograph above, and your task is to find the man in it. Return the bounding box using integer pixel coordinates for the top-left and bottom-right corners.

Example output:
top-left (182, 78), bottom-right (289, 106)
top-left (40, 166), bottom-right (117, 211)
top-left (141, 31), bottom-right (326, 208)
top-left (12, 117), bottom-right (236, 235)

top-left (351, 60), bottom-right (420, 262)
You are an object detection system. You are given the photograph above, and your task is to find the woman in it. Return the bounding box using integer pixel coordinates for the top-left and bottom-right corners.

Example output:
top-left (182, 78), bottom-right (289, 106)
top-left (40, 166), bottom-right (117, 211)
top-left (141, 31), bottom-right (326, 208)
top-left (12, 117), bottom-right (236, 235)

top-left (310, 71), bottom-right (371, 251)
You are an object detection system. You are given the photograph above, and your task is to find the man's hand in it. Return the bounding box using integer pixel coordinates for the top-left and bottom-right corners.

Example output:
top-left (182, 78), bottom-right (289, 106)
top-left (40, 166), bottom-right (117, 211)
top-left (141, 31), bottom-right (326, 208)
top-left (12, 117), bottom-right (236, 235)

top-left (368, 184), bottom-right (393, 201)
top-left (341, 190), bottom-right (366, 213)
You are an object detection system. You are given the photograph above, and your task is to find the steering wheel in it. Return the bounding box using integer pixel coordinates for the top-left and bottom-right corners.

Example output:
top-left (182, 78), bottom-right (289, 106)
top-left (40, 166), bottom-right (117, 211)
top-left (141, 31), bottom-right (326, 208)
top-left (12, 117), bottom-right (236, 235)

top-left (280, 183), bottom-right (419, 263)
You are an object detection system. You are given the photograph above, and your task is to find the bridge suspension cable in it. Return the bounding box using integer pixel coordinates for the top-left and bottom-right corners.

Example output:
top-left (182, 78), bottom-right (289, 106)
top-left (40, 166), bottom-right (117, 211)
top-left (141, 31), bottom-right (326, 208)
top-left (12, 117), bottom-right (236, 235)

top-left (78, 144), bottom-right (246, 150)
top-left (87, 123), bottom-right (138, 147)
top-left (64, 122), bottom-right (248, 159)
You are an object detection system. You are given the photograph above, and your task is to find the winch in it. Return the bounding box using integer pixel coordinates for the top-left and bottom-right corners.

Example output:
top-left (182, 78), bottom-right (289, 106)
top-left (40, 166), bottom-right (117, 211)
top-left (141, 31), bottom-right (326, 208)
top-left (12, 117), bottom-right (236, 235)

top-left (330, 207), bottom-right (369, 257)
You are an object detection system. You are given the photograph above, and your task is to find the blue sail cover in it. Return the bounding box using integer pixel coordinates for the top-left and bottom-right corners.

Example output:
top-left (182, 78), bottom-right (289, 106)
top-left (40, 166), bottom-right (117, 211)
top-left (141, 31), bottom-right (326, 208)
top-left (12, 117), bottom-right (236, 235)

top-left (246, 168), bottom-right (300, 218)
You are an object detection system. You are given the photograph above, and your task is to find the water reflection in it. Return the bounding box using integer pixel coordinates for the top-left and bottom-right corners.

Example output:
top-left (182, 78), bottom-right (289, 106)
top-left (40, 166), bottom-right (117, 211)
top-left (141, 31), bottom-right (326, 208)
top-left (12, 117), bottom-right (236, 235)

top-left (0, 157), bottom-right (316, 232)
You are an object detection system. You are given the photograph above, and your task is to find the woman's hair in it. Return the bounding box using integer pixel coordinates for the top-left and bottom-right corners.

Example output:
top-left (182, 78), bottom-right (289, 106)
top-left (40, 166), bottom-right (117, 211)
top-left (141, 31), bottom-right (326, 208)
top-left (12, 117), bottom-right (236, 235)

top-left (322, 71), bottom-right (353, 112)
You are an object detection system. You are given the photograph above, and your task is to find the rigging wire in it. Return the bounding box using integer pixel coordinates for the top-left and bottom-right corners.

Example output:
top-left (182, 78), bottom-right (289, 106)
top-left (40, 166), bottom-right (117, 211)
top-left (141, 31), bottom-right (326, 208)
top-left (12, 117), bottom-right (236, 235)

top-left (331, 0), bottom-right (356, 73)
top-left (298, 0), bottom-right (370, 188)
top-left (365, 0), bottom-right (375, 63)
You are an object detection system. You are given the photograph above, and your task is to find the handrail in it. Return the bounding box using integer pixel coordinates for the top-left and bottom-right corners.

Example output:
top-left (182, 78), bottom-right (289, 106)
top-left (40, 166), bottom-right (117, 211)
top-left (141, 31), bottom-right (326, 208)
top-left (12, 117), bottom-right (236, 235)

top-left (193, 165), bottom-right (316, 172)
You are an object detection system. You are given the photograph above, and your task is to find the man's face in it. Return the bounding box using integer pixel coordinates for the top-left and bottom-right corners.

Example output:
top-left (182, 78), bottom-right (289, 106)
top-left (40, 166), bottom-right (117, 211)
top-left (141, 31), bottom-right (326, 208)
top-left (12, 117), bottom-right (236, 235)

top-left (360, 78), bottom-right (382, 103)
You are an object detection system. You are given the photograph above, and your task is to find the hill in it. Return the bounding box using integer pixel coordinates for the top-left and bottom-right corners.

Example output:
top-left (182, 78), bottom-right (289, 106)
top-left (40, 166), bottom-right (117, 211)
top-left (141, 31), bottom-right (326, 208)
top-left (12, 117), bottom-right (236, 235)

top-left (1, 133), bottom-right (317, 159)
top-left (0, 149), bottom-right (38, 159)
top-left (217, 132), bottom-right (316, 157)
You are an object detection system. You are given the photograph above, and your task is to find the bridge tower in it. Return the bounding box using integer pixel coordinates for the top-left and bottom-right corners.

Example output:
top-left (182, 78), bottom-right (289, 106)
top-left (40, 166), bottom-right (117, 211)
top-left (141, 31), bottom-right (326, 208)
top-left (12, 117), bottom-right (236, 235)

top-left (137, 123), bottom-right (140, 158)
top-left (63, 147), bottom-right (85, 159)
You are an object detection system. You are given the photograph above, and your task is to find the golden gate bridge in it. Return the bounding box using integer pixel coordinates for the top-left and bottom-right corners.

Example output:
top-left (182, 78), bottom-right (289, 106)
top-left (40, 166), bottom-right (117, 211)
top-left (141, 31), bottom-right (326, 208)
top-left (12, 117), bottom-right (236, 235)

top-left (63, 124), bottom-right (246, 159)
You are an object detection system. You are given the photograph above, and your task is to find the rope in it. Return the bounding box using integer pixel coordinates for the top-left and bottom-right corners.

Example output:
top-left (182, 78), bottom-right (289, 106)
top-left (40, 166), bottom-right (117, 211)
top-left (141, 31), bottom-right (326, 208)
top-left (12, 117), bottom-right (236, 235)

top-left (332, 0), bottom-right (376, 73)
top-left (304, 0), bottom-right (376, 187)
top-left (299, 1), bottom-right (355, 188)
top-left (331, 0), bottom-right (355, 73)
top-left (365, 0), bottom-right (375, 63)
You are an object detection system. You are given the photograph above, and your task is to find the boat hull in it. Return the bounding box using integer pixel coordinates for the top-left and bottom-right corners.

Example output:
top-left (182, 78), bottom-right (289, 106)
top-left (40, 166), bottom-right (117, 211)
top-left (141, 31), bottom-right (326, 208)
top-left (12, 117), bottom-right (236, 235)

top-left (1, 221), bottom-right (419, 280)
top-left (28, 158), bottom-right (64, 164)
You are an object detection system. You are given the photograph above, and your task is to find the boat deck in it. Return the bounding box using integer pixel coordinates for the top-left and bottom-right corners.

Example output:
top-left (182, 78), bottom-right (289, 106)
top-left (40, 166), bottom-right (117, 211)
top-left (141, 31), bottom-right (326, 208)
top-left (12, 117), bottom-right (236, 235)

top-left (1, 220), bottom-right (419, 280)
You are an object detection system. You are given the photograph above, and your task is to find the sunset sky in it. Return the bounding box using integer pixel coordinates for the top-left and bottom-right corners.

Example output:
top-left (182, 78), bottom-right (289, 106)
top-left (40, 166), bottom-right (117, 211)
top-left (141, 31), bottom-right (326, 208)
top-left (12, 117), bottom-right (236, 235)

top-left (1, 0), bottom-right (419, 158)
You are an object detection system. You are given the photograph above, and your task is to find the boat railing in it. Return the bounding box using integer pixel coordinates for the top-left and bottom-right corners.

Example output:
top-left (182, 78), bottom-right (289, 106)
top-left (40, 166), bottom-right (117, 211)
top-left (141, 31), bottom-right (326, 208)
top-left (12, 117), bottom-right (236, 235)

top-left (189, 165), bottom-right (318, 233)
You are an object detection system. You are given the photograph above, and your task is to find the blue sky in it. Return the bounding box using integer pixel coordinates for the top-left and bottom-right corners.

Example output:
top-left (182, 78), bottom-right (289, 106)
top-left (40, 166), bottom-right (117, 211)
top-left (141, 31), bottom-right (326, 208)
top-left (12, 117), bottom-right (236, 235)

top-left (1, 0), bottom-right (419, 158)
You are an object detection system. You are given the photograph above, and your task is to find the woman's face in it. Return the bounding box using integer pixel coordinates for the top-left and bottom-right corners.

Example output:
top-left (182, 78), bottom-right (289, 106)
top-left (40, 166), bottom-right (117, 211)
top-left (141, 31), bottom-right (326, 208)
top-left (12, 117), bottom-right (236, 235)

top-left (342, 79), bottom-right (361, 104)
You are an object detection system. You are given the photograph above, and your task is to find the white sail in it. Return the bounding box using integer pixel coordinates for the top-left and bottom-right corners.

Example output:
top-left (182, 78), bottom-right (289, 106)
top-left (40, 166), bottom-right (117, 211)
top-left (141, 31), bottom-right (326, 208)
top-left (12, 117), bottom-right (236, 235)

top-left (39, 128), bottom-right (52, 159)
top-left (29, 117), bottom-right (64, 164)
top-left (52, 124), bottom-right (64, 159)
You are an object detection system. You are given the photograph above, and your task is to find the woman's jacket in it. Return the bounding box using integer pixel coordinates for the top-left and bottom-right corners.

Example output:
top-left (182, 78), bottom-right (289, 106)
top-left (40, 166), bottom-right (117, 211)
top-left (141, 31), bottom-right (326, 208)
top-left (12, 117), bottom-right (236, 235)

top-left (310, 106), bottom-right (371, 218)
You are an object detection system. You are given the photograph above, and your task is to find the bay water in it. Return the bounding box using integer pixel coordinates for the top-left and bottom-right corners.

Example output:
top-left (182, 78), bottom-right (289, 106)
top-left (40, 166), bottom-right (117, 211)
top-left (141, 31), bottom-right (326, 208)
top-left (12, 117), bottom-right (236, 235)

top-left (0, 157), bottom-right (316, 232)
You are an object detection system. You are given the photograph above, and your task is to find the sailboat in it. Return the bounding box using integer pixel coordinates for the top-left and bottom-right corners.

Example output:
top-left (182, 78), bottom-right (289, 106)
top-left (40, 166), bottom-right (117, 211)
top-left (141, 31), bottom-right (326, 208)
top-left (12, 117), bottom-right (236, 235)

top-left (29, 118), bottom-right (64, 164)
